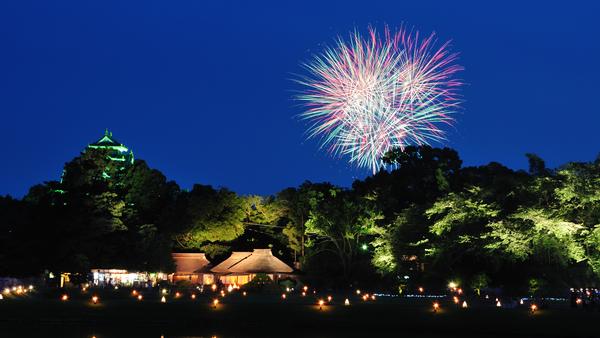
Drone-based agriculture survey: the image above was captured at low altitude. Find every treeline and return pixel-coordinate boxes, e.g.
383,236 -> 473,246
1,146 -> 599,294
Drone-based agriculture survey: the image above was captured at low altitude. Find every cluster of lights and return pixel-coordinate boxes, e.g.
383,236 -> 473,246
2,285 -> 34,296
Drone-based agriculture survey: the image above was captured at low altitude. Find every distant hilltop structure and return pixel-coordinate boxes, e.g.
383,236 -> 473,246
87,129 -> 134,165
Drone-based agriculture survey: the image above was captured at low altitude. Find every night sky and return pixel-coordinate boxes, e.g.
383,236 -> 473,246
1,1 -> 599,197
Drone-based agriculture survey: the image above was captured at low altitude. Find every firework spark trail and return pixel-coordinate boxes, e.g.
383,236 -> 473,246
297,26 -> 463,173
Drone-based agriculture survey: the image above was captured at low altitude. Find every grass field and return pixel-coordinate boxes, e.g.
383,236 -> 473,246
0,288 -> 598,337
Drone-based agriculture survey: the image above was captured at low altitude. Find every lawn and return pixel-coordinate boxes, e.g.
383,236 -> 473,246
0,288 -> 598,337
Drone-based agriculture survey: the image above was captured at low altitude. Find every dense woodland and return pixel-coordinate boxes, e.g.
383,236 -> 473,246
1,145 -> 600,295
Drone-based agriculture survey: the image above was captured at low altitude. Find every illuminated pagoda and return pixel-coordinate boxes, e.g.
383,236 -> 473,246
87,129 -> 134,165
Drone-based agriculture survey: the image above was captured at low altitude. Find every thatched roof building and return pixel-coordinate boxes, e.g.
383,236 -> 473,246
170,253 -> 214,285
211,249 -> 294,285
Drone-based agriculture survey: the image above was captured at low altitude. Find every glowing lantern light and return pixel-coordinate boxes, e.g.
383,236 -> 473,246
462,301 -> 468,308
530,304 -> 538,313
318,299 -> 325,310
327,296 -> 332,302
61,294 -> 69,301
227,285 -> 233,293
161,296 -> 166,303
301,292 -> 306,297
220,290 -> 226,297
496,300 -> 502,307
28,285 -> 34,290
162,289 -> 168,295
303,286 -> 308,291
433,302 -> 440,312
175,292 -> 181,298
137,295 -> 143,301
92,296 -> 99,304
576,298 -> 582,305
211,284 -> 217,291
519,299 -> 524,305
132,290 -> 138,296
213,299 -> 219,308
418,287 -> 424,293
356,289 -> 361,295
362,295 -> 368,301
344,298 -> 350,306
114,286 -> 119,290
191,294 -> 196,300
286,287 -> 290,292
448,282 -> 457,290
242,291 -> 247,296
3,288 -> 9,295
281,293 -> 287,300
371,295 -> 376,300
457,288 -> 463,295
453,296 -> 459,304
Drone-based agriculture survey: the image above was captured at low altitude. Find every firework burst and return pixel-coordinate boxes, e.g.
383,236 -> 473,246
296,26 -> 463,173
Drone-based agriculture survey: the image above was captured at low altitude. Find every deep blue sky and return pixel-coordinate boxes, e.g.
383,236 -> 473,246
1,1 -> 599,197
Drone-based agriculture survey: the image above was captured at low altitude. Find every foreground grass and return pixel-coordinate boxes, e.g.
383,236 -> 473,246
0,290 -> 598,337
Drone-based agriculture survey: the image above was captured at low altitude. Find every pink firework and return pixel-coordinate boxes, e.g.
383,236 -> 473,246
297,26 -> 463,173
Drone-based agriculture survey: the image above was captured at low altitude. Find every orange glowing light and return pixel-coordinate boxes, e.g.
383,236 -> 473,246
418,287 -> 424,293
242,291 -> 247,296
211,284 -> 217,291
281,293 -> 287,299
213,299 -> 219,308
175,292 -> 181,298
137,294 -> 143,301
327,296 -> 332,302
303,286 -> 308,291
91,296 -> 99,304
371,295 -> 376,300
318,299 -> 325,309
61,294 -> 69,301
457,288 -> 463,295
191,294 -> 196,300
453,296 -> 459,304
433,302 -> 440,312
301,292 -> 306,297
576,298 -> 582,305
530,304 -> 538,312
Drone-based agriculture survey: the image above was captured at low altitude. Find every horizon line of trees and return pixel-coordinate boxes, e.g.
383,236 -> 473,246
1,145 -> 600,294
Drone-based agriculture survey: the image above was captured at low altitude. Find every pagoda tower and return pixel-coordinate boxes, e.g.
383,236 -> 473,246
87,129 -> 134,165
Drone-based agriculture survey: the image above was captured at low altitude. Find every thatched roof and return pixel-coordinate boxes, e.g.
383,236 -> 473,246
172,253 -> 212,273
211,249 -> 293,274
210,252 -> 252,273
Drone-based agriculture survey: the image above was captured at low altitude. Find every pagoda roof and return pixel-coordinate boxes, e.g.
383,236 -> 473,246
88,129 -> 129,153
